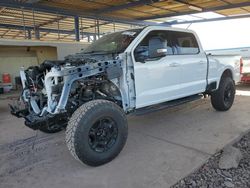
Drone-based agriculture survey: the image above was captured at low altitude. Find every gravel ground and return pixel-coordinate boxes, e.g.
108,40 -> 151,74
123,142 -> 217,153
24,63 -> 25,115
172,131 -> 250,188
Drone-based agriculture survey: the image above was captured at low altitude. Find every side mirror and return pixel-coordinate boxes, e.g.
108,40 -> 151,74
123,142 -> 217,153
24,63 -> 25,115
148,37 -> 167,59
157,48 -> 168,55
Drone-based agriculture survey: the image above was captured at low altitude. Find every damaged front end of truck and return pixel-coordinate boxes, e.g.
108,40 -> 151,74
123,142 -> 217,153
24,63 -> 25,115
9,29 -> 140,133
10,55 -> 125,133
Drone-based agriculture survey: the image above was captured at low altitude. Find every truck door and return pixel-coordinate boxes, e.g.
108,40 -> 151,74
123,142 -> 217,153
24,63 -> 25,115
171,31 -> 207,96
132,30 -> 182,108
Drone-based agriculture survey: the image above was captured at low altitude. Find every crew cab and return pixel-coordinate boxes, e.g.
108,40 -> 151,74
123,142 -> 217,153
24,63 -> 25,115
10,26 -> 241,166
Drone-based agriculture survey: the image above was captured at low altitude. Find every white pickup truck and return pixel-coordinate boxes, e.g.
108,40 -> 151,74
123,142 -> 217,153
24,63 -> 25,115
10,26 -> 241,166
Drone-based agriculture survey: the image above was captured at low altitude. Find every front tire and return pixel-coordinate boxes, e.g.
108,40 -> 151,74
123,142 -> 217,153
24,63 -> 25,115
66,100 -> 128,166
211,77 -> 235,111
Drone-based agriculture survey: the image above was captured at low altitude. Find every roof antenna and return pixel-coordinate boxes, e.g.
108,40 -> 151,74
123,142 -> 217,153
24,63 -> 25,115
186,23 -> 192,29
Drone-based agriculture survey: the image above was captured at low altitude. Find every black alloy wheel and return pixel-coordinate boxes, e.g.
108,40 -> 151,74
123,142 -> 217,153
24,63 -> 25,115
88,117 -> 118,153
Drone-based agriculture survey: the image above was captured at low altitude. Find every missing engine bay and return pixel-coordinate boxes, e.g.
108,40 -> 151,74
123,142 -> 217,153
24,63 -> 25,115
10,55 -> 123,132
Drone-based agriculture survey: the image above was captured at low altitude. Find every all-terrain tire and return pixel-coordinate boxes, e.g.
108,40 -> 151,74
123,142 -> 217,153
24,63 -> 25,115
211,77 -> 235,111
66,100 -> 128,166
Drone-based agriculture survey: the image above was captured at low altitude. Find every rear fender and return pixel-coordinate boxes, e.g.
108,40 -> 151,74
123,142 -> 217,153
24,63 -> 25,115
207,55 -> 241,90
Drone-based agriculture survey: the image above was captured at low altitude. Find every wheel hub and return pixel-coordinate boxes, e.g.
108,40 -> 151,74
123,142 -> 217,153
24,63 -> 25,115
224,84 -> 234,105
88,117 -> 118,153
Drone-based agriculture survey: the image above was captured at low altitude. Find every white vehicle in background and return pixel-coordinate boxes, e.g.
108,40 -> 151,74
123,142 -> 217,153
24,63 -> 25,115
11,26 -> 241,166
208,47 -> 250,83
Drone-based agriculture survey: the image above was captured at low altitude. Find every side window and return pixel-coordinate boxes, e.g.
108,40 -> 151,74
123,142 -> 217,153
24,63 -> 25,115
134,30 -> 174,62
173,32 -> 199,55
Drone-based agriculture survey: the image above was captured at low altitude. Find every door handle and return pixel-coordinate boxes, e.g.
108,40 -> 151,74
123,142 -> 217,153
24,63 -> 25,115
169,62 -> 180,67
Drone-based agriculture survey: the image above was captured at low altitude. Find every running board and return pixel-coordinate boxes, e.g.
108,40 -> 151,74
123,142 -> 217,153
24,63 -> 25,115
133,94 -> 203,116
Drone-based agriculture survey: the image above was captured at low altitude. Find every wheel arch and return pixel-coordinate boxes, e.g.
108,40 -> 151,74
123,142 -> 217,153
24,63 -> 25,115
218,68 -> 234,87
221,69 -> 233,80
103,80 -> 124,107
213,68 -> 234,91
108,76 -> 135,113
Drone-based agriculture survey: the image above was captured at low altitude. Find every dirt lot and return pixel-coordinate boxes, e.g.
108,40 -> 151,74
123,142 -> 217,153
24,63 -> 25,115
0,85 -> 250,188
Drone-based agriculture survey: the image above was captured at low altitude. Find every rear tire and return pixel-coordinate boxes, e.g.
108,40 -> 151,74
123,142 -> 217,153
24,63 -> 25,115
66,100 -> 128,166
211,77 -> 235,111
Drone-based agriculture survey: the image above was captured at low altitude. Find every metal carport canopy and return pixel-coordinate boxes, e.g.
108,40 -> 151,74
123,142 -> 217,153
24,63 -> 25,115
1,0 -> 250,24
0,0 -> 249,41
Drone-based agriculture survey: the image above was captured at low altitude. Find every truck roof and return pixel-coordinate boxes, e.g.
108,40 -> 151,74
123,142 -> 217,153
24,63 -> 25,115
104,26 -> 196,37
144,25 -> 195,34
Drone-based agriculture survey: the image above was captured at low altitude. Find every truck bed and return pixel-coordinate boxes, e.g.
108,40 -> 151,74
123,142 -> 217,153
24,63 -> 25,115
207,47 -> 250,83
207,54 -> 241,85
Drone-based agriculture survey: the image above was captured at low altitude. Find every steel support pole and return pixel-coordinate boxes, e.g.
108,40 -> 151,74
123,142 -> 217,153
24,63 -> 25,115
97,19 -> 100,39
93,20 -> 97,41
74,16 -> 80,41
81,17 -> 84,40
113,22 -> 116,32
35,27 -> 40,40
21,8 -> 27,39
27,29 -> 32,39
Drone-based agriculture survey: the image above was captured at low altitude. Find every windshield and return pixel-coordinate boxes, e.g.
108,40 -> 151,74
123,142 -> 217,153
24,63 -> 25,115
83,29 -> 143,54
